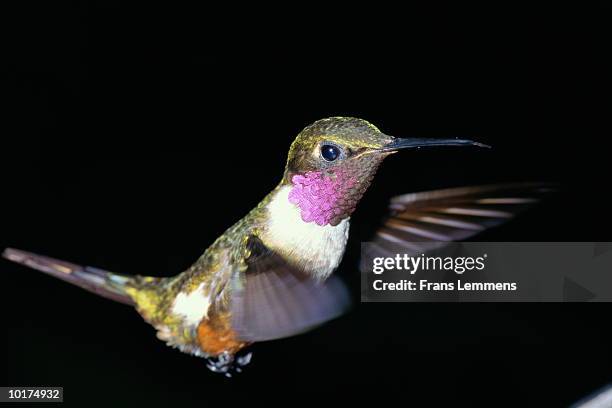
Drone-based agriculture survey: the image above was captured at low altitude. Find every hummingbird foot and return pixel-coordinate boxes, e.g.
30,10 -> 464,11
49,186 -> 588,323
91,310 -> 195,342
205,351 -> 253,377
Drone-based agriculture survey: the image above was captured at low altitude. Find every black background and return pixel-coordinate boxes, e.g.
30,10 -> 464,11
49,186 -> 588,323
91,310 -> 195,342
1,2 -> 611,407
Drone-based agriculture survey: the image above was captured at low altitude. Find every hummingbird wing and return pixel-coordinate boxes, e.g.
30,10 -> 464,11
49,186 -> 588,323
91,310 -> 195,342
369,182 -> 556,256
230,236 -> 350,342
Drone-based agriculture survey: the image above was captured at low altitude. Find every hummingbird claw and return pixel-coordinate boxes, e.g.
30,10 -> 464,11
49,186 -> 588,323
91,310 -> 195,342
236,352 -> 253,367
205,351 -> 253,376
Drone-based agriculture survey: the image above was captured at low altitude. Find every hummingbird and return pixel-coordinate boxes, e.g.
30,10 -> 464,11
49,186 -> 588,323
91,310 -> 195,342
3,117 -> 550,375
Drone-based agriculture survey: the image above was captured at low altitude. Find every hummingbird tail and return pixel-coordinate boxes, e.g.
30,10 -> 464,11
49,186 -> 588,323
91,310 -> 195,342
2,248 -> 135,305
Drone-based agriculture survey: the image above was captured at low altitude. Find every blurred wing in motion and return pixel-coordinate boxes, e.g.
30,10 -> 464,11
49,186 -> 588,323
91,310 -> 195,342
370,182 -> 557,257
231,236 -> 350,342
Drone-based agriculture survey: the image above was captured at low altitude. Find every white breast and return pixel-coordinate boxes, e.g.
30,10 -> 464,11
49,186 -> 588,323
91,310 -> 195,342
262,186 -> 350,280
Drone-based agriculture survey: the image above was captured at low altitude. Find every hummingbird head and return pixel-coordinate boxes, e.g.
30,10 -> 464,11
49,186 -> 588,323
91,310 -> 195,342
283,117 -> 487,227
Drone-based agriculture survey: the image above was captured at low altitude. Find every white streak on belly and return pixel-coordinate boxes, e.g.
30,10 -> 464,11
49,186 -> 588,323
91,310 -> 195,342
171,282 -> 211,326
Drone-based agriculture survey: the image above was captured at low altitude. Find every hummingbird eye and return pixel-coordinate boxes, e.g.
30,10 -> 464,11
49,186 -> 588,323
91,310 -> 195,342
321,144 -> 341,162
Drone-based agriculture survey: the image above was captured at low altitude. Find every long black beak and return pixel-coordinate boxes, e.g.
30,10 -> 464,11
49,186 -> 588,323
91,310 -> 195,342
380,137 -> 490,152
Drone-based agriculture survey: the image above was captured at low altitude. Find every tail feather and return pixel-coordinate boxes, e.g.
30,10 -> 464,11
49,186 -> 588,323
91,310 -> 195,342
2,248 -> 135,305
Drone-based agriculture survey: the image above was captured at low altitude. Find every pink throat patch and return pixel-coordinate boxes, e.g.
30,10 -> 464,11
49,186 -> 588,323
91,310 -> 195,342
287,170 -> 356,226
